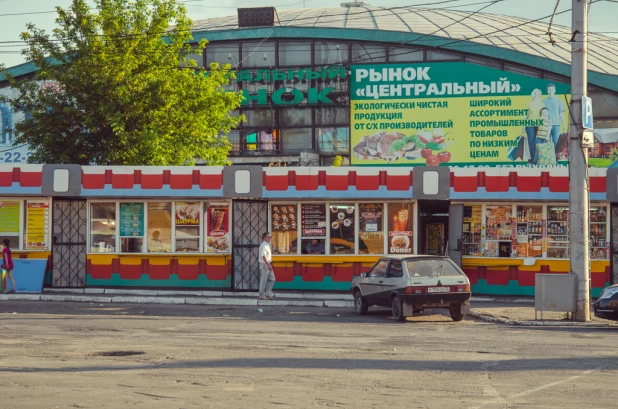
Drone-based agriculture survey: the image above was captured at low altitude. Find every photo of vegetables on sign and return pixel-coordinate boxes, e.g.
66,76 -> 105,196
350,63 -> 571,167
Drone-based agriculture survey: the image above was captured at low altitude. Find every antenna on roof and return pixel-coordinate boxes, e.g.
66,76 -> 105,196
341,1 -> 370,7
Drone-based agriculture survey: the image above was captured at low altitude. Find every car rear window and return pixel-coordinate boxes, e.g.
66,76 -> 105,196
405,259 -> 463,277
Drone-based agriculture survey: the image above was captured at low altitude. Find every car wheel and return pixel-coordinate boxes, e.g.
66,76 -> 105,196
354,290 -> 368,315
449,303 -> 465,322
391,296 -> 406,322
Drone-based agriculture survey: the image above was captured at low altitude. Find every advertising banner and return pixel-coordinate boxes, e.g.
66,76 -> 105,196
206,206 -> 230,253
272,204 -> 297,233
175,202 -> 200,226
0,201 -> 20,235
388,204 -> 413,254
350,63 -> 571,167
26,201 -> 49,249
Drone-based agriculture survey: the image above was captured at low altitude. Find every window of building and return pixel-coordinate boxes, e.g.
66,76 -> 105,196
427,50 -> 461,61
351,43 -> 386,63
147,202 -> 172,253
315,42 -> 348,66
606,146 -> 612,153
330,204 -> 355,254
175,202 -> 201,252
278,41 -> 312,66
462,205 -> 482,256
300,204 -> 326,254
315,107 -> 348,125
90,202 -> 116,252
281,128 -> 313,152
317,128 -> 349,155
271,204 -> 298,255
206,43 -> 239,67
515,205 -> 543,258
485,205 -> 513,258
0,199 -> 50,252
241,41 -> 275,68
244,129 -> 279,153
358,203 -> 384,254
280,108 -> 312,126
388,46 -> 423,62
119,202 -> 145,253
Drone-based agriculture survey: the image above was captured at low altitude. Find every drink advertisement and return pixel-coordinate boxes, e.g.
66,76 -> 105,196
26,201 -> 49,249
350,63 -> 573,168
359,203 -> 384,255
175,202 -> 200,226
206,206 -> 230,253
388,204 -> 413,254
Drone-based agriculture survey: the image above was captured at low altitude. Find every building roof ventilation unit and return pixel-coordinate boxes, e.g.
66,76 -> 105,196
341,1 -> 371,7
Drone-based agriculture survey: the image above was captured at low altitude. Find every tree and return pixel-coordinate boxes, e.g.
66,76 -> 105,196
609,148 -> 618,163
0,0 -> 242,165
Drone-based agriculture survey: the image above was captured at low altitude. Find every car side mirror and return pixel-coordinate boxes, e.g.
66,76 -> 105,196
360,272 -> 367,278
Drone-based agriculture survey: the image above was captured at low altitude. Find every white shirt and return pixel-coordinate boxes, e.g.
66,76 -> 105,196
258,241 -> 272,263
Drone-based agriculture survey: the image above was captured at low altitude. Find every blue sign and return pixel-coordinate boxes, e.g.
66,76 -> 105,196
582,96 -> 594,129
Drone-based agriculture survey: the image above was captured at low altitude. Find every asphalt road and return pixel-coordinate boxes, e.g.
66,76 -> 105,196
0,301 -> 617,409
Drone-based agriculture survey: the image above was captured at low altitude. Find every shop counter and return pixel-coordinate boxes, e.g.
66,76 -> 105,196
462,257 -> 610,297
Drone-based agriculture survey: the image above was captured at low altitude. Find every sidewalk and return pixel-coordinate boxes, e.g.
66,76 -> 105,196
470,302 -> 618,327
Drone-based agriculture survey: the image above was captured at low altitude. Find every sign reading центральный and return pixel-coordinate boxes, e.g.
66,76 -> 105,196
350,63 -> 571,168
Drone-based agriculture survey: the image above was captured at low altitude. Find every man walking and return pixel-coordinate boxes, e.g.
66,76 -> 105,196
258,232 -> 275,300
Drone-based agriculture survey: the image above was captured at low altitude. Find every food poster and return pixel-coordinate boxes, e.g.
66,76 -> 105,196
301,204 -> 326,236
0,201 -> 20,235
119,203 -> 144,237
206,206 -> 230,253
271,205 -> 297,254
350,63 -> 573,167
329,204 -> 355,254
388,203 -> 413,254
26,201 -> 49,249
358,204 -> 383,254
485,206 -> 512,241
426,223 -> 444,255
175,202 -> 200,226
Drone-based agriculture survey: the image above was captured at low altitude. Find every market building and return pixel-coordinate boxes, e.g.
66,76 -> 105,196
1,5 -> 618,295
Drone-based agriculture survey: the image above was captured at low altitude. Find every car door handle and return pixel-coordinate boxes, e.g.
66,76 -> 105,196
378,280 -> 383,284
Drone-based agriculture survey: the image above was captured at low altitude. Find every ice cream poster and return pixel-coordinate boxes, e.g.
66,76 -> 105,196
350,62 -> 571,168
206,206 -> 229,253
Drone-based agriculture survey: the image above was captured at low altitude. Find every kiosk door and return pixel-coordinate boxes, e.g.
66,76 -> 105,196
52,199 -> 87,287
232,200 -> 268,290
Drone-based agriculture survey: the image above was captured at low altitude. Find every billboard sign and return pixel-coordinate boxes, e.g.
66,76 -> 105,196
350,63 -> 571,167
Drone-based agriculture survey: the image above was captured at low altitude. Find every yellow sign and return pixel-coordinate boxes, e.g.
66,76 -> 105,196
26,201 -> 49,249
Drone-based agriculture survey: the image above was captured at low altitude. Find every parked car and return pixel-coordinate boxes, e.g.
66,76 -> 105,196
351,255 -> 471,322
593,284 -> 618,321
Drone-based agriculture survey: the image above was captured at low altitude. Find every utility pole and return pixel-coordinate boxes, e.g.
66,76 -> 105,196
570,0 -> 590,322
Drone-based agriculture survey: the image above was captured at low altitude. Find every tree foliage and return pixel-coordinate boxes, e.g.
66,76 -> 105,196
0,0 -> 242,165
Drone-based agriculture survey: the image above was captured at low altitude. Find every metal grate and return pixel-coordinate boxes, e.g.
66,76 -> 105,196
232,201 -> 268,290
52,200 -> 87,287
611,205 -> 618,285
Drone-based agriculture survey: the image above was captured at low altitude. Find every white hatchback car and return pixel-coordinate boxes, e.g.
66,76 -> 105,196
351,255 -> 471,322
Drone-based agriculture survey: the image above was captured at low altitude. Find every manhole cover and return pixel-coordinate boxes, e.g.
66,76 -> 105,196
89,351 -> 145,357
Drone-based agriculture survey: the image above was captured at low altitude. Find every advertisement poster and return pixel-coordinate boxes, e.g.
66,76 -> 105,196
426,223 -> 444,256
119,203 -> 144,237
175,202 -> 200,226
206,206 -> 230,253
26,201 -> 49,249
272,204 -> 297,233
350,63 -> 572,168
0,201 -> 20,235
329,204 -> 355,254
359,203 -> 384,254
301,204 -> 326,236
388,203 -> 413,254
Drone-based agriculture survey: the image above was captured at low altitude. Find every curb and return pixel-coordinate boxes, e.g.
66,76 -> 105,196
0,293 -> 353,309
469,309 -> 618,328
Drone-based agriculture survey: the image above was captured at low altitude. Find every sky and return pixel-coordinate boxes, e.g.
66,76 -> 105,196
1,0 -> 617,68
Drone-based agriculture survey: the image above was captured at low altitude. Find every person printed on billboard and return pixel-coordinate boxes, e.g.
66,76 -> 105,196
0,101 -> 13,145
524,88 -> 544,163
542,84 -> 566,154
533,107 -> 553,163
